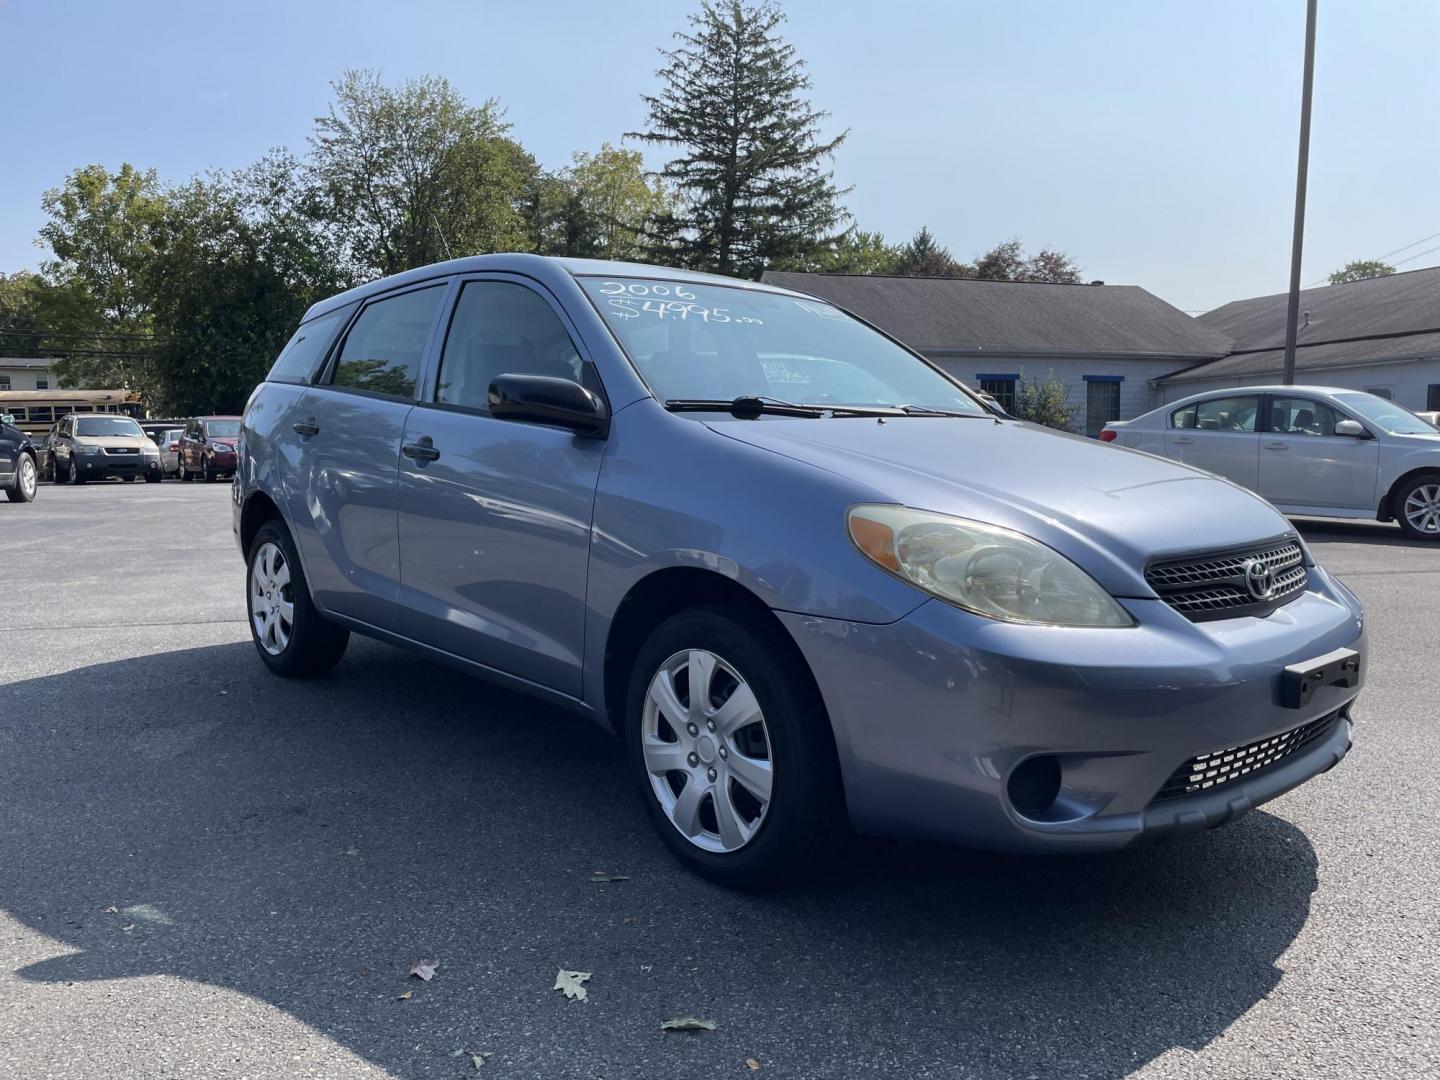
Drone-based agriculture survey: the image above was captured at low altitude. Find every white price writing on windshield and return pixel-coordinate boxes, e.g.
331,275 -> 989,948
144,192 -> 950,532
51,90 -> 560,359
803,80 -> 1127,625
605,297 -> 763,325
597,280 -> 697,300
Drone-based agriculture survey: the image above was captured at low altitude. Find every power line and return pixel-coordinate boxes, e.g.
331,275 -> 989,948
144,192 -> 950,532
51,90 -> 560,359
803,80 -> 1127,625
1305,228 -> 1440,286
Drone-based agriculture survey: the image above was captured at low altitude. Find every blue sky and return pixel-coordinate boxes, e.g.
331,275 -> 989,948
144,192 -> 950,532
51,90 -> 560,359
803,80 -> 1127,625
1,0 -> 1436,312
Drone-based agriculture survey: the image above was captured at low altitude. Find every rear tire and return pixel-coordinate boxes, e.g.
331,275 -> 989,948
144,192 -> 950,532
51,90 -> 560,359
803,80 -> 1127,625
145,471 -> 161,484
246,518 -> 349,677
1395,473 -> 1440,540
625,605 -> 846,890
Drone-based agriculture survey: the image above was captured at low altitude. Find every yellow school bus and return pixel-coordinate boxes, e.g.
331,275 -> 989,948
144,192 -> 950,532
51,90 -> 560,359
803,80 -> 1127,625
0,389 -> 144,438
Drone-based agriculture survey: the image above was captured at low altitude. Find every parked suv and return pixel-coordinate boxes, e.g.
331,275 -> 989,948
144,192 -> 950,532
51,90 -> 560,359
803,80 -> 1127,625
1103,386 -> 1440,539
177,416 -> 241,482
0,413 -> 38,502
50,413 -> 162,484
234,255 -> 1365,888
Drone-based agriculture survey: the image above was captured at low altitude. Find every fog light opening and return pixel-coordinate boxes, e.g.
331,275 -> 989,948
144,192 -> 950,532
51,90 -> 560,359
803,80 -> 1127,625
1008,755 -> 1062,818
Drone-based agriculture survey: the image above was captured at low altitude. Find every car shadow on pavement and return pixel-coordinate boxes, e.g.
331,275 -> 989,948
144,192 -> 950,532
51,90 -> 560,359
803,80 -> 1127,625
1293,517 -> 1426,547
2,639 -> 1320,1079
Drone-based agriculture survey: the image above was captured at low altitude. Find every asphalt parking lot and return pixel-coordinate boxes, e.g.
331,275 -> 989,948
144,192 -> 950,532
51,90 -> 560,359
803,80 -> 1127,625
1,482 -> 1437,1079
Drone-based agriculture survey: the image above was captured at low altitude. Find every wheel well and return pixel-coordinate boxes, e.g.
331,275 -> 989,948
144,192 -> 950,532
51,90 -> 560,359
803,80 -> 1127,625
239,491 -> 282,555
602,567 -> 811,732
1378,467 -> 1440,521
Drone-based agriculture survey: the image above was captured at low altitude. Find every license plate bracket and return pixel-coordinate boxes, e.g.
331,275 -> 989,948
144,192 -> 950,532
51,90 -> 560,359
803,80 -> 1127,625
1281,647 -> 1360,709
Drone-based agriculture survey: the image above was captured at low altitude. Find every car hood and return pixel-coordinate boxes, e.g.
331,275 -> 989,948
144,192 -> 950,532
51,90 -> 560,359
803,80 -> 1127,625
705,416 -> 1295,594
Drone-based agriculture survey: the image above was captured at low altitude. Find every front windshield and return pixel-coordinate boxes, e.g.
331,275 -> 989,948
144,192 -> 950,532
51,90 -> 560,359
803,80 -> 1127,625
75,416 -> 144,438
580,276 -> 985,413
206,419 -> 241,438
1333,393 -> 1435,435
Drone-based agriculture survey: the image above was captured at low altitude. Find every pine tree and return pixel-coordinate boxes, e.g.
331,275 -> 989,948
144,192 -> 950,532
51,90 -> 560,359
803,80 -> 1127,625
629,0 -> 849,278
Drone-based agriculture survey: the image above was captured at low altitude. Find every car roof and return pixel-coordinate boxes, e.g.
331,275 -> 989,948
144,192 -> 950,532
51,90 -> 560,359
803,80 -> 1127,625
1174,385 -> 1361,397
300,253 -> 814,323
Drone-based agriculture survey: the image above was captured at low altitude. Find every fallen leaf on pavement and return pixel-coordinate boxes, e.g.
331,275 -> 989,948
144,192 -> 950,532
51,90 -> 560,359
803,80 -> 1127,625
120,923 -> 135,932
102,906 -> 118,914
397,990 -> 413,1001
471,1052 -> 490,1069
553,969 -> 592,1001
410,961 -> 438,981
589,872 -> 630,883
661,1015 -> 716,1032
746,1058 -> 761,1071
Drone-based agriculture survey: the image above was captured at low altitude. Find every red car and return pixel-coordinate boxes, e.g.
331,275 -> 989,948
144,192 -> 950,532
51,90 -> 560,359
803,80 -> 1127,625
176,415 -> 242,482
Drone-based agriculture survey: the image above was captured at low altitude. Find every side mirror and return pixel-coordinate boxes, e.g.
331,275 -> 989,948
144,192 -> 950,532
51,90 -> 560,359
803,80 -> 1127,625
1334,419 -> 1369,438
1,415 -> 13,426
488,374 -> 609,438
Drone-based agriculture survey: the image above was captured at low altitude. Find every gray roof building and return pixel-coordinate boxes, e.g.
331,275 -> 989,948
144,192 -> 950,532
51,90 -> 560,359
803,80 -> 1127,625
759,272 -> 1233,360
1163,265 -> 1440,387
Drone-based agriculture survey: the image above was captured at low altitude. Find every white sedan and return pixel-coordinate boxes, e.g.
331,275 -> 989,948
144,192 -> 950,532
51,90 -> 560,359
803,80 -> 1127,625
1103,385 -> 1440,540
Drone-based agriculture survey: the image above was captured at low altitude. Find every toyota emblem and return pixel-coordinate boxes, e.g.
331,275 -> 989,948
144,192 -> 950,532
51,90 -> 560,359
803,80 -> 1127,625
1243,558 -> 1275,600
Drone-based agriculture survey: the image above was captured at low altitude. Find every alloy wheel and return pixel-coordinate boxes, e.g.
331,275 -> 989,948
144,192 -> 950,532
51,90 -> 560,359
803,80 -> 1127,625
250,541 -> 295,656
641,648 -> 774,854
1403,483 -> 1440,535
18,456 -> 36,499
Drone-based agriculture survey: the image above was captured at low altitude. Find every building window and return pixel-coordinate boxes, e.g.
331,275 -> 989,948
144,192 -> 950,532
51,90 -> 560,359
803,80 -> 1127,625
0,375 -> 10,391
35,375 -> 48,390
1084,376 -> 1122,437
1364,386 -> 1392,399
976,373 -> 1017,412
1429,384 -> 1440,411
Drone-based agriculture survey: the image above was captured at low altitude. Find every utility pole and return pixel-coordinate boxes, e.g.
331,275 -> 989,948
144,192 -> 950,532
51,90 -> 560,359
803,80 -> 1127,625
1282,0 -> 1318,385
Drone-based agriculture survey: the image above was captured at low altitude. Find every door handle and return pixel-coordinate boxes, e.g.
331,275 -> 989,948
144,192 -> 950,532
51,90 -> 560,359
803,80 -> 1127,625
292,420 -> 319,436
401,439 -> 441,463
1264,442 -> 1288,450
1172,436 -> 1193,445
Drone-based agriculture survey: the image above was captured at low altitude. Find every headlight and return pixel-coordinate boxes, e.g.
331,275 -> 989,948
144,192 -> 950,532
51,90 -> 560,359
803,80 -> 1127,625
847,504 -> 1133,627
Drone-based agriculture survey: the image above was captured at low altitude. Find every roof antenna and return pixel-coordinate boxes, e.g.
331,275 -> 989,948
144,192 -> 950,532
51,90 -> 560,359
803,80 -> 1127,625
431,213 -> 454,260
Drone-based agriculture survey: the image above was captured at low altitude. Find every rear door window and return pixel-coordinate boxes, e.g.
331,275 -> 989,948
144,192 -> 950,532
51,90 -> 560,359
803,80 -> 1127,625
328,286 -> 445,400
267,305 -> 354,385
1172,395 -> 1259,432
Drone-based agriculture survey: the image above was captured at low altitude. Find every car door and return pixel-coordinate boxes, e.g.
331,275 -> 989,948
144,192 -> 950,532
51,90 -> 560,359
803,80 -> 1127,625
0,419 -> 18,483
1163,394 -> 1261,492
1259,395 -> 1380,510
53,417 -> 73,475
284,282 -> 448,629
395,276 -> 607,697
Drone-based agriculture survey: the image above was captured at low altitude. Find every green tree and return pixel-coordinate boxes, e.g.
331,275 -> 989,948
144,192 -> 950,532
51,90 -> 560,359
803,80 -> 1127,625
1328,259 -> 1396,285
629,0 -> 849,278
308,70 -> 538,277
799,230 -> 904,274
1011,372 -> 1078,433
894,227 -> 967,277
145,156 -> 352,415
567,144 -> 670,261
34,164 -> 167,393
0,272 -> 45,356
972,239 -> 1082,283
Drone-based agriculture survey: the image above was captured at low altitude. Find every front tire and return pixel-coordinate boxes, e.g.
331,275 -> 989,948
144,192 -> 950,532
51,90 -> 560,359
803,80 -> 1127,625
1396,473 -> 1440,540
246,519 -> 349,677
5,454 -> 37,503
625,605 -> 845,889
67,458 -> 84,485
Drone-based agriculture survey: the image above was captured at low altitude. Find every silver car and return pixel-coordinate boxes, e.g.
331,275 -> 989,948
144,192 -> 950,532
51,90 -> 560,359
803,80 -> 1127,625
1104,385 -> 1440,540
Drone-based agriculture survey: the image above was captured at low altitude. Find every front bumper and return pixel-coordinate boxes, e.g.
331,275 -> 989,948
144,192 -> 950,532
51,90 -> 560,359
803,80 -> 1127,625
778,565 -> 1365,852
78,454 -> 163,479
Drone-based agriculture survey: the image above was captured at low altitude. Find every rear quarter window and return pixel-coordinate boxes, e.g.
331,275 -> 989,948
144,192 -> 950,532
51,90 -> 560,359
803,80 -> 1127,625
266,305 -> 355,385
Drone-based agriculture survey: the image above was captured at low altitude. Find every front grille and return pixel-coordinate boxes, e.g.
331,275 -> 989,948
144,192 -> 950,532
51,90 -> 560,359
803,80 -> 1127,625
103,446 -> 139,455
1145,538 -> 1307,620
1150,710 -> 1340,803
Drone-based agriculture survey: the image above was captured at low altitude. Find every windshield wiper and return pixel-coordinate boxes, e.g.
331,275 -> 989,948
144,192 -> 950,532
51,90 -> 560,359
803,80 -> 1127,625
664,396 -> 904,419
897,404 -> 994,418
